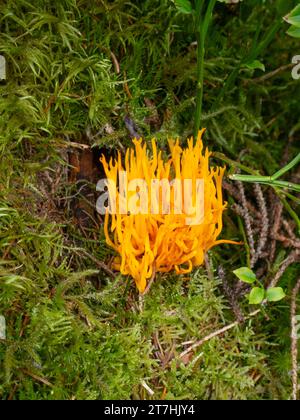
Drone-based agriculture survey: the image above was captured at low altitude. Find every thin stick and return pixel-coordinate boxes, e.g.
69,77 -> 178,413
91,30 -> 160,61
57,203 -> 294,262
253,183 -> 268,261
247,63 -> 294,84
236,181 -> 256,268
278,194 -> 300,235
78,249 -> 117,278
269,198 -> 283,263
268,250 -> 300,288
141,265 -> 156,296
21,369 -> 54,388
180,309 -> 260,359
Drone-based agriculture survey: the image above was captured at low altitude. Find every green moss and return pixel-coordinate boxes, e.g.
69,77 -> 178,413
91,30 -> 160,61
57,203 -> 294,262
0,0 -> 299,400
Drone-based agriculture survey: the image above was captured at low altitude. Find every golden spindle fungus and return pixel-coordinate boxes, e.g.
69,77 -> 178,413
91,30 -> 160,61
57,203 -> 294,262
100,130 -> 238,293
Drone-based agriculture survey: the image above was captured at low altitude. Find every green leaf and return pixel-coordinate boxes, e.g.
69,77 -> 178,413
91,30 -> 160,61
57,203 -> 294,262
266,287 -> 286,302
173,0 -> 193,14
233,267 -> 257,284
287,25 -> 300,38
245,60 -> 265,72
249,287 -> 265,305
284,5 -> 300,27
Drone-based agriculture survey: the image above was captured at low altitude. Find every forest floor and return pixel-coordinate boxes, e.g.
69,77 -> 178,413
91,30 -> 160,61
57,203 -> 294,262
0,0 -> 300,400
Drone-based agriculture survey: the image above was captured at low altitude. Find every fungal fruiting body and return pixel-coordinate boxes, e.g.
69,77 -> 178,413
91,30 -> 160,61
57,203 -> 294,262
100,130 -> 237,293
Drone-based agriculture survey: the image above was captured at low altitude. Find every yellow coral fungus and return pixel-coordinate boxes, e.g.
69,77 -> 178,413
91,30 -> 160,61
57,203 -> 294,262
100,130 -> 237,293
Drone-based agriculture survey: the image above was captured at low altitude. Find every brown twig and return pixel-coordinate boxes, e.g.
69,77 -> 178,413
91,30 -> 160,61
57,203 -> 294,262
141,265 -> 156,296
77,249 -> 117,278
223,181 -> 260,217
180,309 -> 260,360
21,369 -> 54,388
246,63 -> 294,84
110,51 -> 120,74
231,203 -> 254,224
236,180 -> 256,267
253,183 -> 269,261
274,233 -> 300,249
283,219 -> 297,240
269,197 -> 283,262
269,250 -> 300,288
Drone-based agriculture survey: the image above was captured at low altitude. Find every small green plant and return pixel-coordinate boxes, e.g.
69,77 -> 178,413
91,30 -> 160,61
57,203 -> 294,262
233,267 -> 286,305
229,153 -> 300,193
285,4 -> 300,38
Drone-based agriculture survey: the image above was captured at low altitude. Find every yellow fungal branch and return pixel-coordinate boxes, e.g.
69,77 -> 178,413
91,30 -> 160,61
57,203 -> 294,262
100,130 -> 237,293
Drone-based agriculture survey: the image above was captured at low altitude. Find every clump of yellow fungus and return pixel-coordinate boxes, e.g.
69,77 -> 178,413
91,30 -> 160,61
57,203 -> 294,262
100,130 -> 237,293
